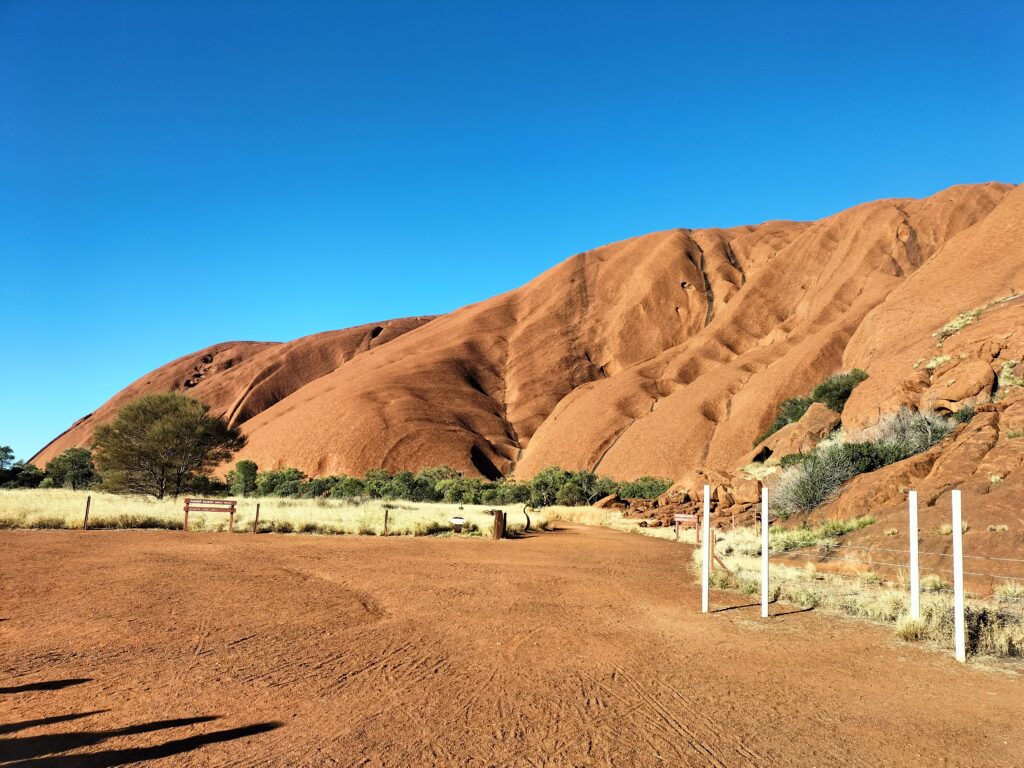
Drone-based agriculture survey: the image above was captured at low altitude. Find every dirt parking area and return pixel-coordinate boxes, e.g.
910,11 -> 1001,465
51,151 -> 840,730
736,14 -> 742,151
0,524 -> 1020,767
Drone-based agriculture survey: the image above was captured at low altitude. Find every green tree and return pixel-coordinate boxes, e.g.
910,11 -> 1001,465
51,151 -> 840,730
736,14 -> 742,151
617,476 -> 672,499
0,445 -> 14,472
413,466 -> 460,501
330,475 -> 365,498
255,467 -> 305,496
529,466 -> 570,507
362,469 -> 393,498
44,447 -> 97,490
230,459 -> 258,497
9,462 -> 44,488
93,393 -> 246,499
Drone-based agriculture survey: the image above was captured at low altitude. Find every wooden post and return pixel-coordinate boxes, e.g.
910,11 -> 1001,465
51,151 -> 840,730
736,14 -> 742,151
252,503 -> 260,533
83,495 -> 91,531
761,487 -> 769,619
701,484 -> 710,613
951,490 -> 966,662
228,508 -> 235,533
493,510 -> 506,540
183,502 -> 189,532
384,507 -> 389,535
908,490 -> 920,620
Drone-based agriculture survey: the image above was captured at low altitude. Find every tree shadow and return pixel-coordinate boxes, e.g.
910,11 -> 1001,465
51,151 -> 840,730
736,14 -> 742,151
0,678 -> 91,694
1,720 -> 281,768
0,711 -> 107,736
0,716 -> 219,761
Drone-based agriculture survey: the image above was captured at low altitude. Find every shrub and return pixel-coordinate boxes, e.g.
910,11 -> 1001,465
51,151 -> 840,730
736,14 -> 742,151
994,581 -> 1024,601
529,466 -> 570,507
895,616 -> 927,641
30,515 -> 68,529
952,406 -> 975,424
921,574 -> 948,592
230,460 -> 258,497
778,453 -> 807,469
872,407 -> 951,458
434,476 -> 484,504
1,461 -> 44,489
754,397 -> 813,445
330,475 -> 365,499
490,479 -> 531,504
772,408 -> 949,516
617,476 -> 672,499
754,370 -> 868,446
256,467 -> 306,497
772,443 -> 857,516
809,369 -> 868,413
936,309 -> 981,341
44,448 -> 97,490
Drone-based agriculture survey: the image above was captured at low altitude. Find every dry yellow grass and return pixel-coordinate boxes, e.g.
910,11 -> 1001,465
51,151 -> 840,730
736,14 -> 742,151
0,489 -> 547,537
546,505 -> 696,543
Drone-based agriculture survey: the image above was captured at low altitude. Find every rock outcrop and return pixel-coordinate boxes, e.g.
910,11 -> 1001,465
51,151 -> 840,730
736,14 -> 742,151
36,183 -> 1023,495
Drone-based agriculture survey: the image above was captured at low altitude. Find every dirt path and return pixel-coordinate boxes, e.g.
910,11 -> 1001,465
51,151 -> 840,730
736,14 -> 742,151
0,525 -> 1019,767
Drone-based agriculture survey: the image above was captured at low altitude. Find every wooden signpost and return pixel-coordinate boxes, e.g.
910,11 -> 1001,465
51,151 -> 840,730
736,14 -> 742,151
492,510 -> 506,540
183,498 -> 238,532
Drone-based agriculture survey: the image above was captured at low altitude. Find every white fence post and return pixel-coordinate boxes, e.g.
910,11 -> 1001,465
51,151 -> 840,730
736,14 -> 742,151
908,490 -> 920,620
701,484 -> 711,614
951,490 -> 966,662
761,486 -> 770,618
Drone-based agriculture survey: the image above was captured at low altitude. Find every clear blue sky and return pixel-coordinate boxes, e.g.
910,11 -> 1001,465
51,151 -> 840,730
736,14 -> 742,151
2,1 -> 1022,460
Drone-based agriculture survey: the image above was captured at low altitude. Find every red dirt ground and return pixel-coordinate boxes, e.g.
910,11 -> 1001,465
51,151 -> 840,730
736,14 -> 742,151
1,525 -> 1020,767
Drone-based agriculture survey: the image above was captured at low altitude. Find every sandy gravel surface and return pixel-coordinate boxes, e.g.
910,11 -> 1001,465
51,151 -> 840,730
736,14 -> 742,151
0,525 -> 1020,767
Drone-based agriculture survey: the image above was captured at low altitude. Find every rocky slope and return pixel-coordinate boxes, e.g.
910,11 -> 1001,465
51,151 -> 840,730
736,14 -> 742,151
36,183 -> 1023,493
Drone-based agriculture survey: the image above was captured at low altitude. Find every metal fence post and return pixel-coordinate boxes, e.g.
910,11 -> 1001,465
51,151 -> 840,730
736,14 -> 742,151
907,490 -> 921,620
701,485 -> 711,613
951,490 -> 966,662
761,487 -> 770,618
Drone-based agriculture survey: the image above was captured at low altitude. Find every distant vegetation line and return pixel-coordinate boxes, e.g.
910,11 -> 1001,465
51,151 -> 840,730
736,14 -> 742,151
0,393 -> 670,507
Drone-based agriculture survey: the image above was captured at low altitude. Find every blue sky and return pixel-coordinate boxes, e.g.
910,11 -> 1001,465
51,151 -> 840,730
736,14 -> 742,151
1,1 -> 1022,460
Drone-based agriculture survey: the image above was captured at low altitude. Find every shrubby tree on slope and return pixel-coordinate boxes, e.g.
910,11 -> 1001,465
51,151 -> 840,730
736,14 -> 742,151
93,393 -> 246,499
43,447 -> 97,490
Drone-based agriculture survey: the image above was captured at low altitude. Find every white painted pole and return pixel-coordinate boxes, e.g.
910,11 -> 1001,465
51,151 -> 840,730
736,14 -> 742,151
951,490 -> 966,662
761,486 -> 770,618
701,484 -> 711,614
908,490 -> 920,620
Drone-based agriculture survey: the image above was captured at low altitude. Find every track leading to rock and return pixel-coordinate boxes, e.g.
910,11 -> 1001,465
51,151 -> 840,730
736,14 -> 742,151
0,526 -> 1019,767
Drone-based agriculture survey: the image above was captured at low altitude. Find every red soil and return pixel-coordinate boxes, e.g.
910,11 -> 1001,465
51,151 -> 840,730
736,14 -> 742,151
1,526 -> 1019,767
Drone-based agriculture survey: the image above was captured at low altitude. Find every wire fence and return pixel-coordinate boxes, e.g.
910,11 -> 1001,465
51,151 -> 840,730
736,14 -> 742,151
698,486 -> 1024,661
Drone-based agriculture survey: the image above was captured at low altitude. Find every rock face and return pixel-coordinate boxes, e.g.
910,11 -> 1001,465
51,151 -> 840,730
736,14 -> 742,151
35,183 -> 1023,487
742,402 -> 842,466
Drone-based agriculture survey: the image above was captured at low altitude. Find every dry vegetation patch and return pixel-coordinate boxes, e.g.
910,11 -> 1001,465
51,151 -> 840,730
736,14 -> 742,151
0,489 -> 547,537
